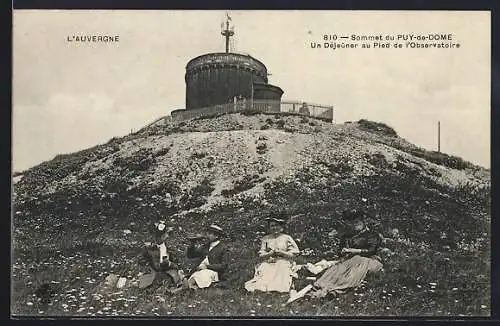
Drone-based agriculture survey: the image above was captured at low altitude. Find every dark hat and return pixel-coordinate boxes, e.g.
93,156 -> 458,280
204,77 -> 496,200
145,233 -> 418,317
342,209 -> 364,222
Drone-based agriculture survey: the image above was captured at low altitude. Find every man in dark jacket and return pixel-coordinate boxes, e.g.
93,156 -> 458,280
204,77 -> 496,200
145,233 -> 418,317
186,224 -> 229,289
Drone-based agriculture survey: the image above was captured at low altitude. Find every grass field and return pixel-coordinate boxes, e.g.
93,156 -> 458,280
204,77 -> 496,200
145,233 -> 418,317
11,173 -> 490,317
11,117 -> 490,317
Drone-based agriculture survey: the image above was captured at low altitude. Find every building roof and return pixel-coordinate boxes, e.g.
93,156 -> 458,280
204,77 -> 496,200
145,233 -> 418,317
186,52 -> 268,73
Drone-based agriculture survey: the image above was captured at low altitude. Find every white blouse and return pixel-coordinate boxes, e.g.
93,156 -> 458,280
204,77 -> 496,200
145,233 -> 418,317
258,233 -> 300,257
157,243 -> 168,263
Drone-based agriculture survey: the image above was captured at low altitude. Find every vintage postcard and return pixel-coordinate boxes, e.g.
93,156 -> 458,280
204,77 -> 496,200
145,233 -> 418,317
12,10 -> 491,317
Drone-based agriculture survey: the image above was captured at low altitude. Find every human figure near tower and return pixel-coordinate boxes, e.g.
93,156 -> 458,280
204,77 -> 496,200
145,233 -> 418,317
299,102 -> 310,116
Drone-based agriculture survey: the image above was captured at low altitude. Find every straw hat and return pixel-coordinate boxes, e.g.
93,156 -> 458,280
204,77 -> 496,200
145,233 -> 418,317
265,217 -> 287,225
207,224 -> 224,236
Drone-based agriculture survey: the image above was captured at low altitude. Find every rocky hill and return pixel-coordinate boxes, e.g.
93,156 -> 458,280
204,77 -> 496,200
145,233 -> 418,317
12,112 -> 490,317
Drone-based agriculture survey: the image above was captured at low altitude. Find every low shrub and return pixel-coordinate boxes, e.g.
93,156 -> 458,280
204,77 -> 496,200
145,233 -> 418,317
113,148 -> 155,172
367,153 -> 389,169
155,147 -> 170,157
358,119 -> 398,138
191,152 -> 207,159
221,174 -> 263,197
179,178 -> 215,210
412,149 -> 473,170
256,143 -> 268,155
321,157 -> 354,175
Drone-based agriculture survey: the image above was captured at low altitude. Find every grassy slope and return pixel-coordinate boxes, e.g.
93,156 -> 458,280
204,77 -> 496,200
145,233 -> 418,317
11,115 -> 490,317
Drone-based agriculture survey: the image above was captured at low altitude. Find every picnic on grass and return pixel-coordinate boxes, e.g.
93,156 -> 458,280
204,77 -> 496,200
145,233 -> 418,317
138,209 -> 386,304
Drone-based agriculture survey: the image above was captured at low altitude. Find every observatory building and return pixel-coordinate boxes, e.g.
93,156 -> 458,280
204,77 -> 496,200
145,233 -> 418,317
184,17 -> 284,110
159,15 -> 332,124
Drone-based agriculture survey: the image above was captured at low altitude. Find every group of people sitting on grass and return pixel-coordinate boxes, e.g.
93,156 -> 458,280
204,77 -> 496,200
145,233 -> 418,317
138,209 -> 384,303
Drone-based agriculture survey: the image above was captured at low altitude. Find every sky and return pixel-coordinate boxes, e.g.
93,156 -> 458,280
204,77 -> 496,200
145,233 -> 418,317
12,10 -> 491,171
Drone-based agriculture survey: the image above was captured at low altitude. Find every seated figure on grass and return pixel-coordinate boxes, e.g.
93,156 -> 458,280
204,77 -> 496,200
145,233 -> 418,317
138,221 -> 185,291
244,217 -> 301,293
307,210 -> 384,298
186,224 -> 228,289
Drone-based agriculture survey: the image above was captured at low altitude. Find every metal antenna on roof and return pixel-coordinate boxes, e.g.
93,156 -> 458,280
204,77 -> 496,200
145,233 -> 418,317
221,12 -> 234,53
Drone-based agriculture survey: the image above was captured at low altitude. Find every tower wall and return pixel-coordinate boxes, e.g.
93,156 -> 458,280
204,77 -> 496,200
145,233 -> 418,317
185,53 -> 268,110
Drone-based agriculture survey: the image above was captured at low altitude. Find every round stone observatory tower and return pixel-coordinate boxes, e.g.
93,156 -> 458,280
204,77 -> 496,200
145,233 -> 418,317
184,15 -> 284,110
185,53 -> 269,110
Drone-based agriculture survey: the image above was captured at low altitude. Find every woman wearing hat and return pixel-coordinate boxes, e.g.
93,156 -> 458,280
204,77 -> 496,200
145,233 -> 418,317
138,221 -> 184,290
244,217 -> 300,293
186,224 -> 228,289
306,209 -> 384,298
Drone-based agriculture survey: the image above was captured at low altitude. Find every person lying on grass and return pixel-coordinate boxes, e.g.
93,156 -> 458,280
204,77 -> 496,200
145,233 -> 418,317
138,221 -> 185,291
245,216 -> 301,293
185,224 -> 229,289
306,209 -> 384,298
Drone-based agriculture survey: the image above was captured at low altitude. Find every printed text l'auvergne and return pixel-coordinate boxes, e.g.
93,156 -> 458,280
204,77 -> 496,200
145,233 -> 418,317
67,35 -> 120,43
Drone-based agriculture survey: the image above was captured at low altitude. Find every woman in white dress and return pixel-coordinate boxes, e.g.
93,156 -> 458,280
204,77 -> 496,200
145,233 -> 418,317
245,217 -> 300,293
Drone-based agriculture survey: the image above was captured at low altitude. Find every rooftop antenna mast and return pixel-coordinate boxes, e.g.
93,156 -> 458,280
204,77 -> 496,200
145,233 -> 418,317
221,12 -> 234,53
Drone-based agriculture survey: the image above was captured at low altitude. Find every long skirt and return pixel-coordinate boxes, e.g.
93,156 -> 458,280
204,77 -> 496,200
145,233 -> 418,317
245,259 -> 296,293
310,255 -> 383,298
138,269 -> 183,289
188,269 -> 219,289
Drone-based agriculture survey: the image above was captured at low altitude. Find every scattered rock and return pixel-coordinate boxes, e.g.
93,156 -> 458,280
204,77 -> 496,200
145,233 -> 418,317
116,277 -> 127,289
328,229 -> 338,237
104,274 -> 119,288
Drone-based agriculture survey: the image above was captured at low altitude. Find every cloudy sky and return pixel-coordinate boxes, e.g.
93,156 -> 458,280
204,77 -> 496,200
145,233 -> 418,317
13,10 -> 490,171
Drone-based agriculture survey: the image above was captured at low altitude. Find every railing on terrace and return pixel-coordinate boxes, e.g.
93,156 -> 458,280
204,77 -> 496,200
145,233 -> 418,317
170,100 -> 334,122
